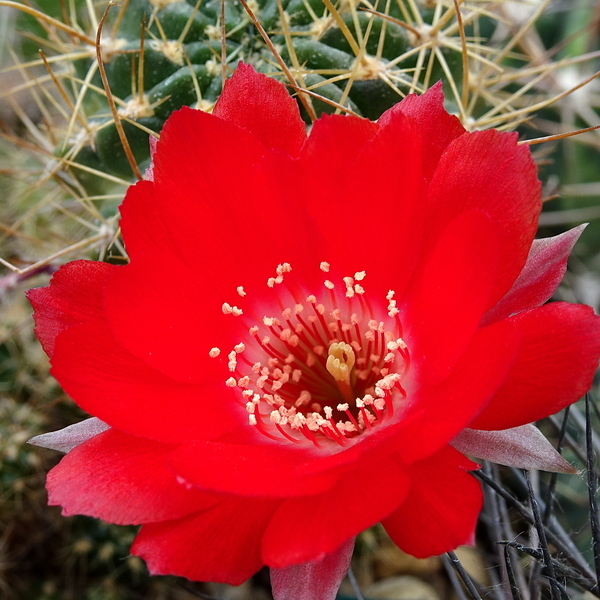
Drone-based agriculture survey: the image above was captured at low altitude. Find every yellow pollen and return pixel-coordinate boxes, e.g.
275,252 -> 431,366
326,342 -> 356,385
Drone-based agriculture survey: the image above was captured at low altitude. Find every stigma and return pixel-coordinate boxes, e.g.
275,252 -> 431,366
326,342 -> 355,384
210,261 -> 411,447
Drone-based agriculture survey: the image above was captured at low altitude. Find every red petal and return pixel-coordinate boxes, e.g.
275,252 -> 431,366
295,411 -> 423,479
131,498 -> 278,585
50,320 -> 245,443
379,81 -> 465,181
304,110 -> 426,298
168,440 -> 338,497
47,428 -> 220,524
261,456 -> 409,567
103,250 -> 238,384
403,209 -> 500,385
213,63 -> 306,156
270,537 -> 354,600
398,318 -> 518,463
119,180 -> 173,259
151,107 -> 323,297
27,261 -> 114,357
302,113 -> 379,185
469,302 -> 600,430
482,225 -> 586,325
424,130 -> 541,307
382,446 -> 482,558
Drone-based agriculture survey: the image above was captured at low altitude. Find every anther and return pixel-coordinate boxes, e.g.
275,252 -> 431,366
228,351 -> 237,372
222,303 -> 243,316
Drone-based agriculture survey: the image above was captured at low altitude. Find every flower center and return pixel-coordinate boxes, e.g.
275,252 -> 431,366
211,262 -> 411,447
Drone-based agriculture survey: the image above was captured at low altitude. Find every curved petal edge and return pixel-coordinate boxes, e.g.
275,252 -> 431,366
451,424 -> 577,473
270,537 -> 355,600
483,224 -> 586,325
28,417 -> 110,453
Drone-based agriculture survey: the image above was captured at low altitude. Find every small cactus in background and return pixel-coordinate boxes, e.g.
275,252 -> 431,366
3,0 -> 600,189
8,0 -> 471,182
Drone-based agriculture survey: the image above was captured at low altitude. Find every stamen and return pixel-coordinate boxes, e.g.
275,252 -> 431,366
214,260 -> 410,445
338,403 -> 360,431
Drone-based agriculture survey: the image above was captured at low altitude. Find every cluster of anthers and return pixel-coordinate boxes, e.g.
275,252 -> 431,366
211,262 -> 411,447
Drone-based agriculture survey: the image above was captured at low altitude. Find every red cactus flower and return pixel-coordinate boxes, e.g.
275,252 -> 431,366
28,64 -> 600,600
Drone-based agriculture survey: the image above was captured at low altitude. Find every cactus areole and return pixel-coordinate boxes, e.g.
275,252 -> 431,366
73,0 -> 462,179
28,65 -> 600,600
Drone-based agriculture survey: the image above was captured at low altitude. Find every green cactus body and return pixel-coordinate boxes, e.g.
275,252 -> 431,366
108,41 -> 184,99
319,13 -> 408,61
67,0 -> 478,182
95,116 -> 165,178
